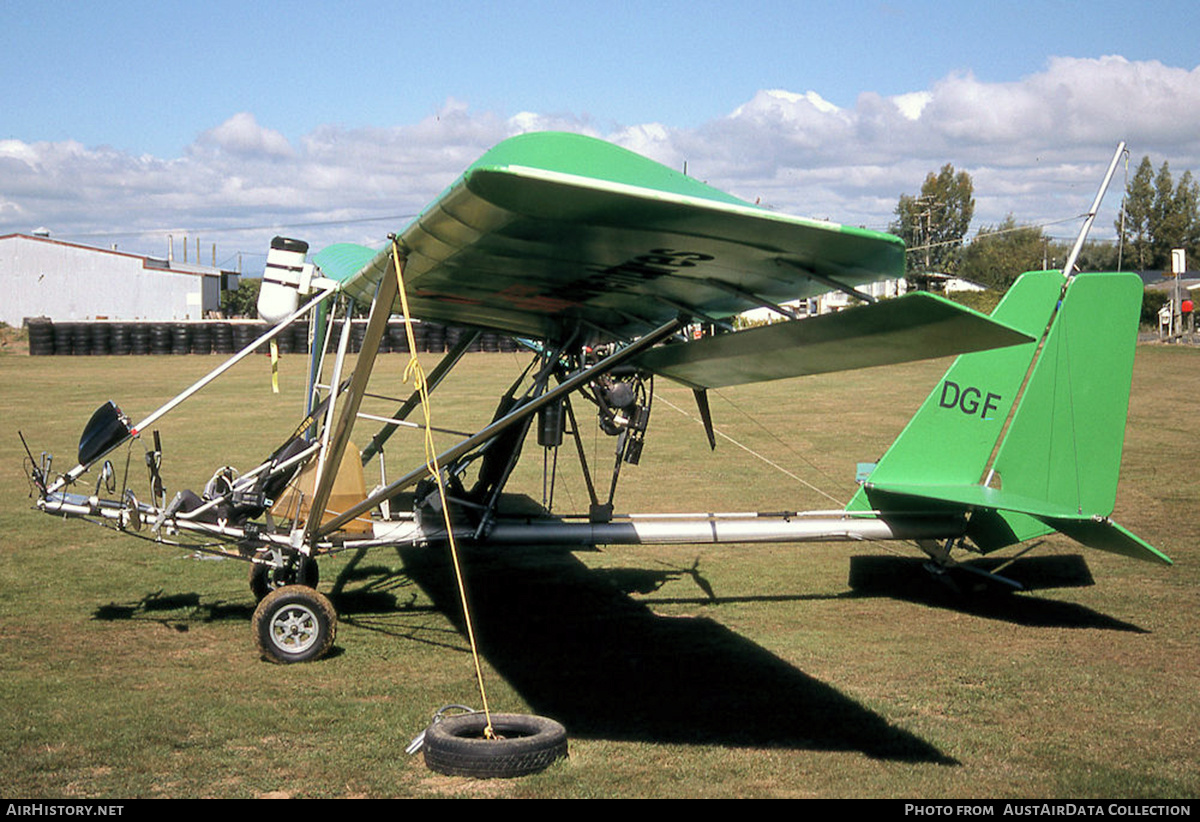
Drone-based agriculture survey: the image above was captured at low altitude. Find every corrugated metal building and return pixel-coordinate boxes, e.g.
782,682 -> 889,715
0,233 -> 233,326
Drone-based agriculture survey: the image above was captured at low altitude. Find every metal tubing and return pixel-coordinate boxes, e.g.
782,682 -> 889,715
304,270 -> 399,543
359,327 -> 481,463
367,512 -> 965,547
316,316 -> 685,536
1061,141 -> 1126,280
47,283 -> 339,494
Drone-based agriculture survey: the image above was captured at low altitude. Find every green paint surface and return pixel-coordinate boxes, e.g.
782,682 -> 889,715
332,132 -> 905,340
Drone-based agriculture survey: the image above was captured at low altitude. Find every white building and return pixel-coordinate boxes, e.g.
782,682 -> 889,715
738,277 -> 910,324
0,233 -> 232,326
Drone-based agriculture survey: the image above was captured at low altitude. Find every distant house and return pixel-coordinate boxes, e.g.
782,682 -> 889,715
908,272 -> 986,294
737,277 -> 911,325
0,233 -> 236,326
1143,272 -> 1200,338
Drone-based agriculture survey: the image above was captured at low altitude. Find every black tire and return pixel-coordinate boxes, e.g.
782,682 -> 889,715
249,556 -> 319,601
423,713 -> 568,778
252,585 -> 336,664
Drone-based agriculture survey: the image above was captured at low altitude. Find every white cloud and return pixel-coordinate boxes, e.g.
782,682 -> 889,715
3,57 -> 1199,258
192,113 -> 295,159
891,92 -> 931,121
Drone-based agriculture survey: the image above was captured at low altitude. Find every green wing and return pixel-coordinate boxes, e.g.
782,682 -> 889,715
633,292 -> 1031,389
334,131 -> 905,340
319,131 -> 1029,384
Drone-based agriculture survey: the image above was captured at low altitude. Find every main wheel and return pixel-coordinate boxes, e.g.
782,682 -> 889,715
249,555 -> 319,601
252,585 -> 336,664
423,712 -> 568,778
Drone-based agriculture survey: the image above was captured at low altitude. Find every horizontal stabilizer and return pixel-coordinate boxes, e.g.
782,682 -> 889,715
861,482 -> 1170,565
633,293 -> 1033,389
313,243 -> 380,284
864,480 -> 1087,520
1041,518 -> 1172,565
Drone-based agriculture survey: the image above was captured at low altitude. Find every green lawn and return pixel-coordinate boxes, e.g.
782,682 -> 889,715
1,345 -> 1196,798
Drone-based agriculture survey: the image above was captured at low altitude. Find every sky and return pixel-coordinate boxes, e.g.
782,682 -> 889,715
3,0 -> 1200,271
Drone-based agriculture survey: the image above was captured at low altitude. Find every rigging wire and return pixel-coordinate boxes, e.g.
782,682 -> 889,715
903,214 -> 1086,257
654,392 -> 846,508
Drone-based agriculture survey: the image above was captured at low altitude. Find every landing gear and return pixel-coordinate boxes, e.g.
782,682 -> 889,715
249,554 -> 319,601
916,538 -> 1026,595
252,585 -> 337,664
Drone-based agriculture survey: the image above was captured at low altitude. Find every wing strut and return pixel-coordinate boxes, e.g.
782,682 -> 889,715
303,269 -> 398,544
704,277 -> 801,319
316,314 -> 686,537
693,388 -> 717,450
776,260 -> 877,304
359,327 -> 481,464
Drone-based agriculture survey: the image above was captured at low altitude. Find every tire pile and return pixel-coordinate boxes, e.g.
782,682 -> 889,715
23,319 -> 518,356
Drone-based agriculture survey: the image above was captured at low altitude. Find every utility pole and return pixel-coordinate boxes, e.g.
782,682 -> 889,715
915,195 -> 936,272
1171,248 -> 1188,340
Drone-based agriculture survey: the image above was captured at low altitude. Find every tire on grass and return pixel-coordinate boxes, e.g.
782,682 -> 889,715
249,556 -> 319,601
252,585 -> 336,664
423,712 -> 568,778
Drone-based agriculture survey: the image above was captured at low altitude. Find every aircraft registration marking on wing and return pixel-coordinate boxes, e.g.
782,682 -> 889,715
336,132 -> 906,340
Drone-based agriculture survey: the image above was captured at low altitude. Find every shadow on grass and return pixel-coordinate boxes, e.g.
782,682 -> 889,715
93,589 -> 254,630
376,543 -> 956,763
841,555 -> 1150,632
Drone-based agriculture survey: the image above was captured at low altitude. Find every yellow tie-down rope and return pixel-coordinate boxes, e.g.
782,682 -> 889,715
269,339 -> 281,394
390,238 -> 495,739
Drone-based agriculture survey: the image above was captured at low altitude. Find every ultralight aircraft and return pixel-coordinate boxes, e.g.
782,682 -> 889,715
23,133 -> 1169,675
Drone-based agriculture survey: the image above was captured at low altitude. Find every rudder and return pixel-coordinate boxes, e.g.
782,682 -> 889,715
850,271 -> 1168,564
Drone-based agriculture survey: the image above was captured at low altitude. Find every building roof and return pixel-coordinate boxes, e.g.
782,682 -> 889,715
0,233 -> 232,278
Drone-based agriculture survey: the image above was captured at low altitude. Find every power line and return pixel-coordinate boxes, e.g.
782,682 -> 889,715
54,212 -> 419,243
904,213 -> 1094,255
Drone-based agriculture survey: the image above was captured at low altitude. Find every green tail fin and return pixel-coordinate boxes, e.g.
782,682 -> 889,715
850,270 -> 1169,565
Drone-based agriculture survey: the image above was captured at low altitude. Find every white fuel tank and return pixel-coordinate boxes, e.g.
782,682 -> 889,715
257,236 -> 312,324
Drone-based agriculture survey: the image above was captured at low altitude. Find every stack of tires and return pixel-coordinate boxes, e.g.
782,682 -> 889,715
26,319 -> 55,356
212,322 -> 234,354
130,324 -> 150,355
109,324 -> 131,355
149,325 -> 172,355
24,319 -> 522,357
291,321 -> 309,354
409,322 -> 428,352
231,322 -> 260,353
88,323 -> 109,355
386,321 -> 409,353
424,323 -> 445,353
186,323 -> 208,354
169,324 -> 190,356
53,322 -> 77,355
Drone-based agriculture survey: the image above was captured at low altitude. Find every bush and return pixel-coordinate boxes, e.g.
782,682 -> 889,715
944,289 -> 1001,315
1141,289 -> 1168,327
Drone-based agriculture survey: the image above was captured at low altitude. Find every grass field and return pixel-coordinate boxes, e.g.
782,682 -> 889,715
1,342 -> 1197,799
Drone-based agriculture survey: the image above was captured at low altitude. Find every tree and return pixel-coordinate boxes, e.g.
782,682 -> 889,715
221,277 -> 261,318
1117,156 -> 1200,271
892,164 -> 975,276
960,215 -> 1048,290
1155,168 -> 1200,266
1118,156 -> 1155,270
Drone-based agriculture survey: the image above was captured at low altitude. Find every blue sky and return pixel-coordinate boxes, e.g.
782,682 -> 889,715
3,0 -> 1199,264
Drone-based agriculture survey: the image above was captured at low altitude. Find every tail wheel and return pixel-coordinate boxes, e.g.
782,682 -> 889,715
252,585 -> 336,664
423,712 -> 568,778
